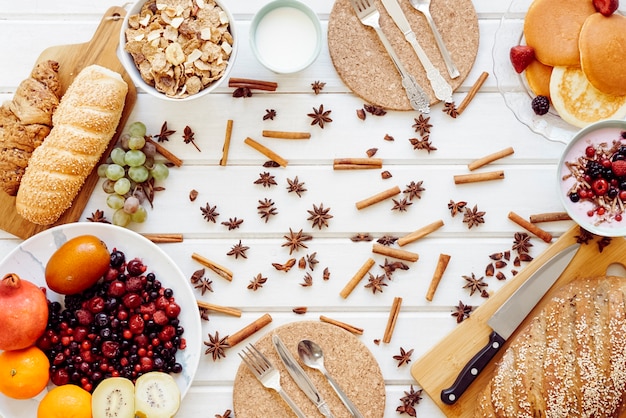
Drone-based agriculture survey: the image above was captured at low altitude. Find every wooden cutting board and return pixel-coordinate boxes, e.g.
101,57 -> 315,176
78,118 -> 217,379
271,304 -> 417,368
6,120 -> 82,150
411,225 -> 626,417
0,6 -> 137,239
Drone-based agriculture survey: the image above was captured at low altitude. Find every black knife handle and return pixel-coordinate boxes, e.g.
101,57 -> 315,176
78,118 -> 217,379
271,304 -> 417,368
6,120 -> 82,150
440,331 -> 505,405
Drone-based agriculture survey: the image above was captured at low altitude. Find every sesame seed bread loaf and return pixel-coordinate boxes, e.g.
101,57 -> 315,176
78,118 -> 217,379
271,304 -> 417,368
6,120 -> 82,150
15,64 -> 127,225
475,276 -> 626,417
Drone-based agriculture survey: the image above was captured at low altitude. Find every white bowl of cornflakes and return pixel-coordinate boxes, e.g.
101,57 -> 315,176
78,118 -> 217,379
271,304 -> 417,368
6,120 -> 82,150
119,0 -> 237,101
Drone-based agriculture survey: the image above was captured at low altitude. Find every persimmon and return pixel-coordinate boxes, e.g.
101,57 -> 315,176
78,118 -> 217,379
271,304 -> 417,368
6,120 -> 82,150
0,345 -> 50,399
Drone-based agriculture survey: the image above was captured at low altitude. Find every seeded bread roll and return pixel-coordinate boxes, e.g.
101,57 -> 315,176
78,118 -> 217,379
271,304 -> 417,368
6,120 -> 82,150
16,65 -> 127,225
475,276 -> 626,417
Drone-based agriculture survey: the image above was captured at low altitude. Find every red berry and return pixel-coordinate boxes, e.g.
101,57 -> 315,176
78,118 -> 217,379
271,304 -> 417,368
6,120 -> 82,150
616,214 -> 623,221
612,160 -> 626,176
509,45 -> 535,73
592,178 -> 609,196
593,0 -> 618,16
165,302 -> 181,318
585,146 -> 596,158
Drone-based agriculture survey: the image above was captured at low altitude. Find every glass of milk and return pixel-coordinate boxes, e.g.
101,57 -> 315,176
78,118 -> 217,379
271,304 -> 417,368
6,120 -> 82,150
250,0 -> 322,74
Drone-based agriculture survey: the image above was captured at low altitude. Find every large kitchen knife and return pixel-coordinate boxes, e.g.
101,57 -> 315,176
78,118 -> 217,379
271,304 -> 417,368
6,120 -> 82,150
272,335 -> 334,418
440,242 -> 580,405
380,0 -> 453,103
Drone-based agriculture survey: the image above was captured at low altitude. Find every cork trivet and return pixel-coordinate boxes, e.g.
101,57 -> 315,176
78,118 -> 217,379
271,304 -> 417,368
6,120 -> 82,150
233,321 -> 385,418
328,0 -> 479,110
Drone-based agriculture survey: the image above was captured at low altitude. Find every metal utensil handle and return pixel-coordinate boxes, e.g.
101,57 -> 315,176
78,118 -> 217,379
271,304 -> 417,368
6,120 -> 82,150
278,388 -> 308,418
405,32 -> 453,103
318,401 -> 334,418
372,26 -> 431,113
323,371 -> 364,418
422,11 -> 459,79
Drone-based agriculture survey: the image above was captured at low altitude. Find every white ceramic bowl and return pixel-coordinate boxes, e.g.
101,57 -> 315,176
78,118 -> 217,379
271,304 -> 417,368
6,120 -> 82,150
119,0 -> 237,101
0,222 -> 201,416
558,120 -> 626,236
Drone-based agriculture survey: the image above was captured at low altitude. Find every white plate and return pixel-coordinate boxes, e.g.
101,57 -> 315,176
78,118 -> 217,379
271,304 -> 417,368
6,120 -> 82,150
492,0 -> 626,144
0,222 -> 201,416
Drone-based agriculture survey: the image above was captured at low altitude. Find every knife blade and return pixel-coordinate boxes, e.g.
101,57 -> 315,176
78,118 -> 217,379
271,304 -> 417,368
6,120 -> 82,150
440,242 -> 580,405
272,334 -> 334,418
380,0 -> 453,103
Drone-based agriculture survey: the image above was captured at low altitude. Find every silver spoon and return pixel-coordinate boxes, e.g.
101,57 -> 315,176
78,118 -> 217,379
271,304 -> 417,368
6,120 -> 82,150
408,0 -> 460,79
297,340 -> 364,418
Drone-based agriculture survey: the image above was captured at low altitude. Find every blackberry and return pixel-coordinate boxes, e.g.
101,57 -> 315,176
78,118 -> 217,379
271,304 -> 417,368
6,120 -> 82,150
531,95 -> 550,115
586,161 -> 603,178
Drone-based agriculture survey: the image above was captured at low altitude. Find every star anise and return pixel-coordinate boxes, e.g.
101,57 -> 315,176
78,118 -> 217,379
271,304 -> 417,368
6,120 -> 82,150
247,274 -> 267,290
463,204 -> 485,229
257,198 -> 278,223
195,277 -> 214,295
189,189 -> 199,201
190,268 -> 205,284
365,273 -> 387,294
512,232 -> 533,254
201,203 -> 219,223
308,104 -> 333,128
448,200 -> 467,217
199,307 -> 210,321
463,273 -> 487,296
323,267 -> 331,281
364,103 -> 387,116
451,300 -> 473,323
412,115 -> 432,136
286,176 -> 307,197
87,209 -> 110,223
311,80 -> 326,94
400,385 -> 423,408
350,233 -> 373,242
392,197 -> 412,212
272,258 -> 296,272
307,203 -> 333,229
183,125 -> 201,151
222,217 -> 243,230
263,160 -> 280,168
575,227 -> 594,244
215,409 -> 232,418
377,235 -> 398,246
232,87 -> 252,98
380,258 -> 409,279
306,252 -> 319,271
254,171 -> 277,187
227,240 -> 249,259
300,272 -> 313,287
282,228 -> 312,254
403,181 -> 425,201
155,121 -> 176,142
598,236 -> 612,252
409,136 -> 437,153
263,109 -> 277,120
393,347 -> 414,367
443,101 -> 459,118
204,331 -> 230,361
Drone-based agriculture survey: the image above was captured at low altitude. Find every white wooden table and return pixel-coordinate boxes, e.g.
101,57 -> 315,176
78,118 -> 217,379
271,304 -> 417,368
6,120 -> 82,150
0,0 -> 574,416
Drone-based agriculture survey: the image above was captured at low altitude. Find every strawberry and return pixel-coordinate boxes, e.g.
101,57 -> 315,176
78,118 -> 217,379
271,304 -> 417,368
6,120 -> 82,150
593,0 -> 619,16
509,45 -> 535,73
612,159 -> 626,176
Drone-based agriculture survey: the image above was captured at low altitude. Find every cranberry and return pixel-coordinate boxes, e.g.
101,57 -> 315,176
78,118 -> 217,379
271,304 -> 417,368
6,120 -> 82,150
51,368 -> 70,386
585,146 -> 596,158
158,325 -> 176,342
123,293 -> 142,309
129,314 -> 145,334
592,178 -> 609,196
165,302 -> 181,318
126,259 -> 146,276
108,280 -> 126,297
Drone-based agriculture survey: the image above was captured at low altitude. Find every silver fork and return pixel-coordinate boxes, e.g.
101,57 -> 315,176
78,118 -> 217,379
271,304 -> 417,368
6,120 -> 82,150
349,0 -> 430,113
239,344 -> 307,418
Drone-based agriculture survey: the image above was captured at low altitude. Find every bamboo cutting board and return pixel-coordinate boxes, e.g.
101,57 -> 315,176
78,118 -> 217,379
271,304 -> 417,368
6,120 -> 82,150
0,6 -> 137,239
411,225 -> 626,417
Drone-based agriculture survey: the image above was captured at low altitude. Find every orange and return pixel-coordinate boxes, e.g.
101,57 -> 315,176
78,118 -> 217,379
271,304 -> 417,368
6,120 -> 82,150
37,384 -> 92,418
0,345 -> 50,399
45,235 -> 110,295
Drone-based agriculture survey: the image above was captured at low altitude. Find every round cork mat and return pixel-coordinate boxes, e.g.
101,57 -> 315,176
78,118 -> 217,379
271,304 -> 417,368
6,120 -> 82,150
233,321 -> 385,418
328,0 -> 479,110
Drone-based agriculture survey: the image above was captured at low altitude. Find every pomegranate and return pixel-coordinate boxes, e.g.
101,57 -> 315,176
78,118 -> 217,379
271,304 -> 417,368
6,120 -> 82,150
0,273 -> 49,350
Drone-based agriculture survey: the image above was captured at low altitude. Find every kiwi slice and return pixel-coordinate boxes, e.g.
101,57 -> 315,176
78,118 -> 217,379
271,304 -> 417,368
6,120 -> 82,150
92,376 -> 135,418
134,371 -> 181,418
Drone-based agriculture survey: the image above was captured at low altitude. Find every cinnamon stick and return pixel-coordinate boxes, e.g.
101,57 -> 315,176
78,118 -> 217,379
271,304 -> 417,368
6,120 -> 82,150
226,313 -> 273,347
372,243 -> 419,262
141,233 -> 183,243
145,136 -> 183,167
319,315 -> 364,335
196,300 -> 242,317
383,297 -> 402,344
508,211 -> 553,243
339,258 -> 376,299
454,170 -> 504,184
426,254 -> 451,301
529,212 -> 572,223
355,186 -> 401,210
398,219 -> 444,247
334,158 -> 383,170
228,77 -> 278,91
191,253 -> 233,281
457,71 -> 489,115
244,137 -> 288,167
262,130 -> 311,140
219,119 -> 233,166
468,147 -> 514,171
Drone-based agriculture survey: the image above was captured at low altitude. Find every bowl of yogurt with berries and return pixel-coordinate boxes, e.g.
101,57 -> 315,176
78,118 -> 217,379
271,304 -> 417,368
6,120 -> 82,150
559,119 -> 626,236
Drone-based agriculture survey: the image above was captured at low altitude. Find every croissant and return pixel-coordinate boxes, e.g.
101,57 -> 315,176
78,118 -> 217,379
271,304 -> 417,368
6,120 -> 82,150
475,276 -> 626,417
0,60 -> 60,195
16,64 -> 128,225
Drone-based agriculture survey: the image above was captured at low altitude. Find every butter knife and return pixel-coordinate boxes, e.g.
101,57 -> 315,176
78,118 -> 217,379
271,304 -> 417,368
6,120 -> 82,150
272,335 -> 334,418
380,0 -> 453,103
